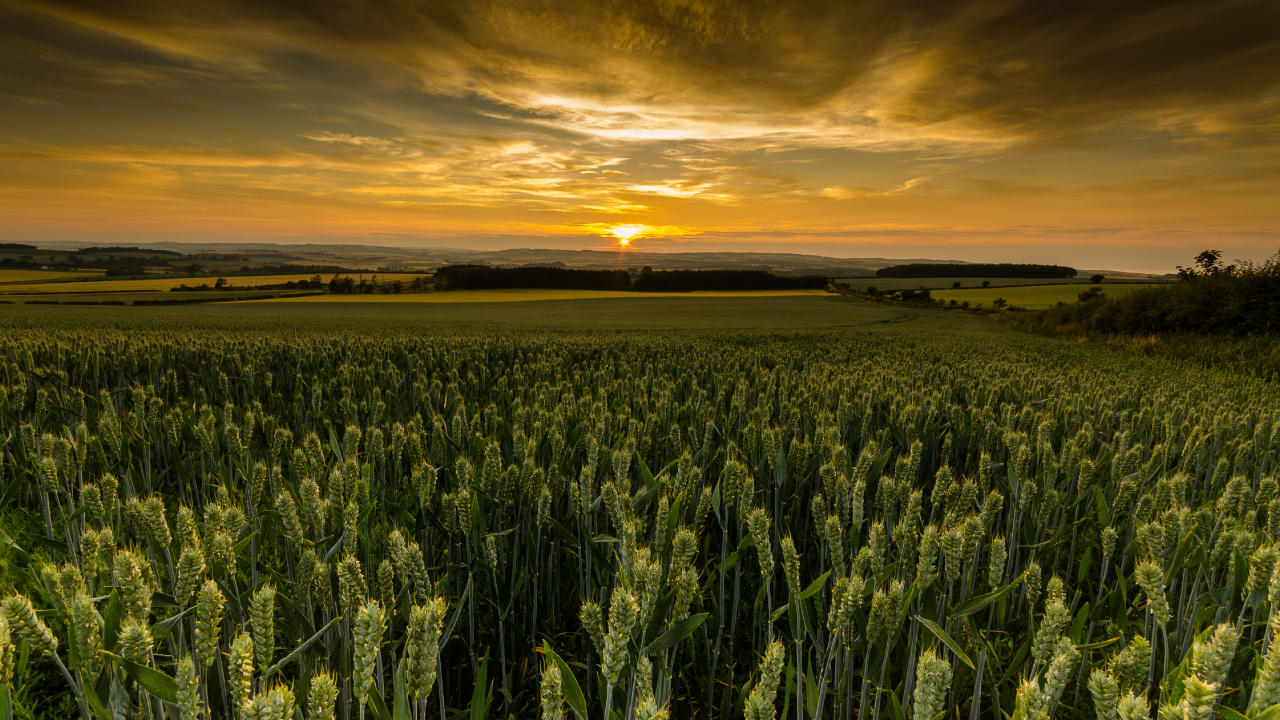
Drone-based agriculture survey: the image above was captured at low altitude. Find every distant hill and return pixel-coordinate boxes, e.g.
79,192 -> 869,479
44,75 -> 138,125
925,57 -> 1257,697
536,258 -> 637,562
421,248 -> 954,276
17,240 -> 984,277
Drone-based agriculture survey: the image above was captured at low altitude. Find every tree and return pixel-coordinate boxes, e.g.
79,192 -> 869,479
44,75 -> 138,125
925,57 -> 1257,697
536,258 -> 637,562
1078,286 -> 1105,302
981,280 -> 991,288
1197,250 -> 1224,274
897,288 -> 932,303
214,277 -> 228,289
1090,274 -> 1104,283
992,297 -> 1007,309
1178,249 -> 1236,279
952,281 -> 961,288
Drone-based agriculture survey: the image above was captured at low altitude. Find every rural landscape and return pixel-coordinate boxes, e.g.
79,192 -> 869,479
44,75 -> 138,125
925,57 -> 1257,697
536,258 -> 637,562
1,246 -> 1279,720
3,0 -> 1279,718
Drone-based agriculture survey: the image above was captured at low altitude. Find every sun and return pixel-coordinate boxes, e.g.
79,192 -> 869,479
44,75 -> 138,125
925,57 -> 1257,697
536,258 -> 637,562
609,224 -> 647,245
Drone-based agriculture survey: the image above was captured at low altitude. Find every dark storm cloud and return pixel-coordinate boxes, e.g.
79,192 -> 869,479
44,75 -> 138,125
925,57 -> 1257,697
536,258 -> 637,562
893,0 -> 1280,139
9,0 -> 1278,145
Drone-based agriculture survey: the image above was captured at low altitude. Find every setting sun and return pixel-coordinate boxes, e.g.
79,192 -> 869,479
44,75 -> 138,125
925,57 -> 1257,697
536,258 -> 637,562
609,224 -> 647,245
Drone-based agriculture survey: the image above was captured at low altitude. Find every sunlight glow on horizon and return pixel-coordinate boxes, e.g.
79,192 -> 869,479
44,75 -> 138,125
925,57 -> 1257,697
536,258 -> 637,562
609,224 -> 648,246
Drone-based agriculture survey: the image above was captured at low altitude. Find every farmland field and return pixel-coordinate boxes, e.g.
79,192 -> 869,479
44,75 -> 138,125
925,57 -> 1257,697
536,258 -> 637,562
933,283 -> 1161,308
0,290 -> 312,305
0,272 -> 429,294
833,277 -> 1092,291
0,293 -> 913,329
0,268 -> 104,284
0,295 -> 1275,720
833,277 -> 1164,292
263,288 -> 829,303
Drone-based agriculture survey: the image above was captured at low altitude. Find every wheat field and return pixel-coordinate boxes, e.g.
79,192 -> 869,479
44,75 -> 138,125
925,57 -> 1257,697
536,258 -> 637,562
0,310 -> 1275,720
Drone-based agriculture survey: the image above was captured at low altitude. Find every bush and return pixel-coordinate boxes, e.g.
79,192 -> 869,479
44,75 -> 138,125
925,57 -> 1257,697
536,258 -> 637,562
1008,250 -> 1280,337
890,288 -> 935,304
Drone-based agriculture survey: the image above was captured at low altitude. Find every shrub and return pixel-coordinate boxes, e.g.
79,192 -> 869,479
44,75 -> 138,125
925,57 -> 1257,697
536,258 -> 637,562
1012,250 -> 1280,337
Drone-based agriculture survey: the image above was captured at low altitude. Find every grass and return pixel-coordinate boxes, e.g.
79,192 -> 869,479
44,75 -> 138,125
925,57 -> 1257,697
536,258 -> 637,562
0,268 -> 104,284
261,288 -> 829,303
932,282 -> 1160,308
0,272 -> 428,294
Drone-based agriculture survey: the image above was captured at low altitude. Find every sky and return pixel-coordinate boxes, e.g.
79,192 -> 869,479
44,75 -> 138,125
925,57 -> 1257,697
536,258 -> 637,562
1,0 -> 1278,271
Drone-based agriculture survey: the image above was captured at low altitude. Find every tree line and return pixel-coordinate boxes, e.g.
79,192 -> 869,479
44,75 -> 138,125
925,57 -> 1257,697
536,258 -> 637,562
433,264 -> 827,291
876,263 -> 1077,278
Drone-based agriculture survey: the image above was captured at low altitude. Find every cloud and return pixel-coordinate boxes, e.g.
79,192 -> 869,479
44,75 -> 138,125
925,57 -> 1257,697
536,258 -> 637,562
1,0 -> 1279,263
12,0 -> 1278,149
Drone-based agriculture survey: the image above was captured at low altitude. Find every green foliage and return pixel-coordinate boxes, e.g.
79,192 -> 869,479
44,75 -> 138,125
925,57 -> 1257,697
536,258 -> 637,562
1014,249 -> 1280,337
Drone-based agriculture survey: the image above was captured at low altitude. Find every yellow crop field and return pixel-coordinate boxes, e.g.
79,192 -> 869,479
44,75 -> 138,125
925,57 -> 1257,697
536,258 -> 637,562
259,288 -> 829,303
931,282 -> 1159,308
0,268 -> 104,284
0,272 -> 429,294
